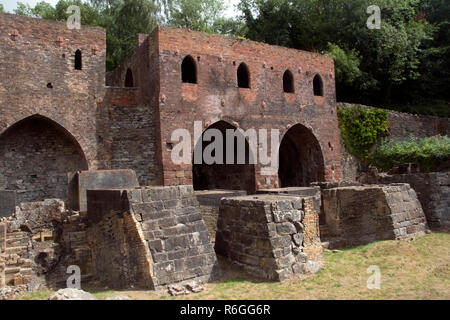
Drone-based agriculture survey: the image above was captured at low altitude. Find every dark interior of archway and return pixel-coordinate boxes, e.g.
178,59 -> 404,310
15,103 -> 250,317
125,68 -> 134,87
237,63 -> 250,88
193,121 -> 255,194
0,116 -> 88,204
283,70 -> 294,93
181,56 -> 197,84
278,124 -> 325,187
313,75 -> 323,96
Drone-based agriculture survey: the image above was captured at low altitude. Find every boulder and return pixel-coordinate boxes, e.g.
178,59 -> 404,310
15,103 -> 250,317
49,288 -> 96,300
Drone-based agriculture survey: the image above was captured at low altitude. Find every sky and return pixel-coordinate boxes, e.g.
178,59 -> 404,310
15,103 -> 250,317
1,0 -> 241,17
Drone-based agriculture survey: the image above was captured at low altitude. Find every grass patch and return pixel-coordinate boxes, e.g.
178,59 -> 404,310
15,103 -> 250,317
16,233 -> 450,300
16,288 -> 54,300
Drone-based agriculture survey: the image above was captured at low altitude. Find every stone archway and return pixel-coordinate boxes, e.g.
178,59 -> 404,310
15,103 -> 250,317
192,120 -> 256,193
0,115 -> 88,204
278,124 -> 325,187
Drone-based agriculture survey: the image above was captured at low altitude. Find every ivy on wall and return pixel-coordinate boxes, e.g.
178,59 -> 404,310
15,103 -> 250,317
338,106 -> 389,161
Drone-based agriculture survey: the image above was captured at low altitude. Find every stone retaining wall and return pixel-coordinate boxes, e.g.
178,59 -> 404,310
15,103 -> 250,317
215,195 -> 322,282
378,172 -> 449,229
322,184 -> 428,248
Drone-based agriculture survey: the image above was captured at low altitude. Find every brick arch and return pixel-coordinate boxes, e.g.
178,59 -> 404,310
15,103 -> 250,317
278,123 -> 325,187
192,120 -> 256,193
0,113 -> 92,167
0,114 -> 89,204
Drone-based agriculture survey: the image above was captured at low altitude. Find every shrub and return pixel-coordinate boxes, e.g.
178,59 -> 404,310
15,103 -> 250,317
338,106 -> 389,161
369,135 -> 450,172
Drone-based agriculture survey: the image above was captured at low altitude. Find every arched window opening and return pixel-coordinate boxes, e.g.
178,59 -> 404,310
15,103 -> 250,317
237,63 -> 250,88
75,49 -> 82,70
313,74 -> 324,96
125,68 -> 134,87
181,55 -> 197,84
283,70 -> 294,93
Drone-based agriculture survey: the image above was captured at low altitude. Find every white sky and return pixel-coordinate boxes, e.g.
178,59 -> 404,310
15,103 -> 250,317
1,0 -> 241,17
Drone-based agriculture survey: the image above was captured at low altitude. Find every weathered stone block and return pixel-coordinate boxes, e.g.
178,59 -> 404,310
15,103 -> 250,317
215,194 -> 322,281
321,184 -> 429,248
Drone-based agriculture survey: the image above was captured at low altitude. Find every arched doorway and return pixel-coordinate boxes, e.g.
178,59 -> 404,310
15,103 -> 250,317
192,121 -> 256,193
278,124 -> 325,187
0,115 -> 88,204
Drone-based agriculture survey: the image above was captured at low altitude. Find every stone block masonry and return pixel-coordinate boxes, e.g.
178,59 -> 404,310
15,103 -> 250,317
68,169 -> 140,212
195,190 -> 247,241
86,185 -> 220,290
378,172 -> 449,229
215,195 -> 322,282
257,186 -> 323,223
322,184 -> 429,248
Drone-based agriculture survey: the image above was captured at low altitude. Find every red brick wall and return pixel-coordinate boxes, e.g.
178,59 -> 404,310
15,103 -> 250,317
155,27 -> 342,190
0,13 -> 107,170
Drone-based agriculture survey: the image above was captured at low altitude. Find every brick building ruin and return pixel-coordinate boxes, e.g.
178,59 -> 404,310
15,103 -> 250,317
0,13 -> 447,296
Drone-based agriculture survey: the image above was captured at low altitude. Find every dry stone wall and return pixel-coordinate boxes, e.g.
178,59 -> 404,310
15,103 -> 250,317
215,195 -> 322,282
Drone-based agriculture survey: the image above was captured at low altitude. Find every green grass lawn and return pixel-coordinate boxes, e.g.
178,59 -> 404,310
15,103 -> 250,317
17,232 -> 450,300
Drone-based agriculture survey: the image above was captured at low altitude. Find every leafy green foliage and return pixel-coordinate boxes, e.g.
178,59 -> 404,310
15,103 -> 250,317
370,135 -> 450,171
238,0 -> 448,115
325,43 -> 362,87
0,4 -> 4,13
338,106 -> 389,160
168,0 -> 225,33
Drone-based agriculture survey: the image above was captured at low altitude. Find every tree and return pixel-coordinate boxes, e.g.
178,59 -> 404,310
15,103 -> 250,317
238,0 -> 433,105
324,43 -> 364,101
0,4 -> 4,13
168,0 -> 226,33
109,0 -> 158,69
